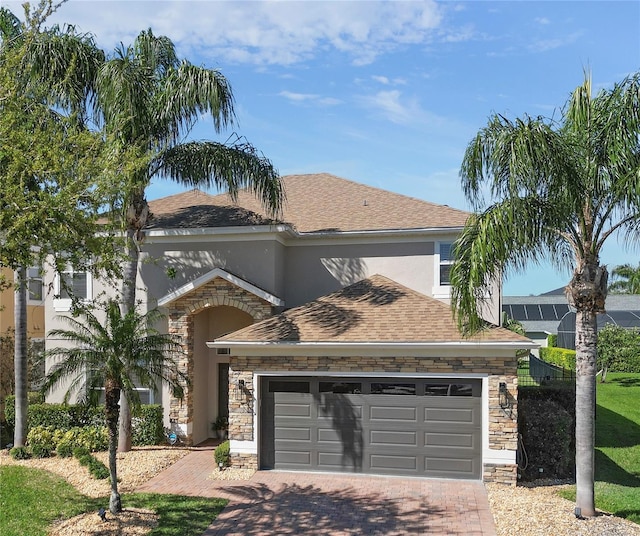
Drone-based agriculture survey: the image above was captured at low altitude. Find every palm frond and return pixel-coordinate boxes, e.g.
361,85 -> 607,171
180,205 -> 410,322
157,139 -> 284,217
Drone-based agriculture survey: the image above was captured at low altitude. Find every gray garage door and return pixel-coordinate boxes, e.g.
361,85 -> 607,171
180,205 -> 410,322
260,377 -> 482,479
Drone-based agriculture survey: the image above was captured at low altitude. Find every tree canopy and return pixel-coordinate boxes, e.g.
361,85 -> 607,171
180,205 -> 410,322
452,72 -> 640,517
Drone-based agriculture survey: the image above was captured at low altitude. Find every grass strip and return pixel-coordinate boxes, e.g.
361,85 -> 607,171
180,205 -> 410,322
0,465 -> 228,536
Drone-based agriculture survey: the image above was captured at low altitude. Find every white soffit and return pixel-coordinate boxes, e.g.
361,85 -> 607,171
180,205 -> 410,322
157,267 -> 284,307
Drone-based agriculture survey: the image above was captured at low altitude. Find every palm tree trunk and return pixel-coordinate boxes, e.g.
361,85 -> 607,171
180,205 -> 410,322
13,267 -> 28,447
117,228 -> 138,453
118,195 -> 148,453
575,307 -> 597,517
105,381 -> 122,514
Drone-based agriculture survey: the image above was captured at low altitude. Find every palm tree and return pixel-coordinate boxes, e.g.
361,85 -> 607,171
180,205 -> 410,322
608,263 -> 640,294
450,72 -> 640,517
95,29 -> 284,451
41,299 -> 187,514
12,15 -> 285,450
1,1 -> 106,448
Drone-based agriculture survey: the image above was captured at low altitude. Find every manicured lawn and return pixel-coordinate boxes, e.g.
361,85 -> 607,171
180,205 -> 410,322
0,465 -> 227,536
559,372 -> 640,524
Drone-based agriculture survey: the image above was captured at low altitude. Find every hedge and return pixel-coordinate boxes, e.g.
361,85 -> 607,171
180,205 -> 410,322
4,396 -> 164,447
540,346 -> 576,371
518,384 -> 576,481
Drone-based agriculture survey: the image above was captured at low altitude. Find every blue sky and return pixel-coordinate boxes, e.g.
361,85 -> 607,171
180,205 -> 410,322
6,0 -> 639,295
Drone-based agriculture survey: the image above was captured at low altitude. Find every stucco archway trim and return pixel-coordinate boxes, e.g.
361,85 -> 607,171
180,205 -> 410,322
157,267 -> 284,307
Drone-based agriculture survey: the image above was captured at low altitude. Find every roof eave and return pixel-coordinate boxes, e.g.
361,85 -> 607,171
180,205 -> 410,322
206,340 -> 538,358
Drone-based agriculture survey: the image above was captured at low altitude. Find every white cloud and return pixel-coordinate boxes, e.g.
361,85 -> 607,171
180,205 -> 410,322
358,89 -> 434,125
371,75 -> 407,86
8,0 -> 445,66
529,31 -> 582,52
278,91 -> 341,107
535,17 -> 551,25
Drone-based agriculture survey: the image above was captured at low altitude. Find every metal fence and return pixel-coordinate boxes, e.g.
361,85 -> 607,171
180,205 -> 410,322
518,353 -> 575,386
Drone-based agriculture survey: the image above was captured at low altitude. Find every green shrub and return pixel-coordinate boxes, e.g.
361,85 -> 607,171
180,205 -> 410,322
55,426 -> 108,454
546,334 -> 557,348
72,445 -> 90,459
518,396 -> 574,481
132,405 -> 164,446
540,346 -> 576,370
9,446 -> 31,460
598,326 -> 640,373
5,400 -> 160,446
26,426 -> 57,458
4,393 -> 43,429
72,445 -> 109,479
56,441 -> 73,458
214,440 -> 230,468
87,457 -> 109,480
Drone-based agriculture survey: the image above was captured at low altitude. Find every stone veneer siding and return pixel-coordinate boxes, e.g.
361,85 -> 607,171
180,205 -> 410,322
229,354 -> 519,483
166,278 -> 273,445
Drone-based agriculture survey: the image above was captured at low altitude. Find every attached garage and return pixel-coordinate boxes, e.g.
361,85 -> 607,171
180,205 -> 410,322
211,275 -> 534,484
260,377 -> 482,479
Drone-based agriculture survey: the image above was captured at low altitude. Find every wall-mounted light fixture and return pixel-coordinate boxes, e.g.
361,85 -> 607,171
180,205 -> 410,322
499,382 -> 509,409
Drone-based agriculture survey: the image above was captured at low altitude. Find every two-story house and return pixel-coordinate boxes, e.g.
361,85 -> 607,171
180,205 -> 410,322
44,173 -> 532,484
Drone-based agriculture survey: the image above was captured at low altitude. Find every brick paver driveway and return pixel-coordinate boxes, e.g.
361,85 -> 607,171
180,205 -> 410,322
138,448 -> 496,535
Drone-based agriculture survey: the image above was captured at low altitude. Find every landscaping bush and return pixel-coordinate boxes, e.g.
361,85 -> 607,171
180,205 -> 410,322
55,426 -> 109,454
72,446 -> 109,479
4,392 -> 43,429
26,426 -> 57,458
214,440 -> 230,468
5,399 -> 162,446
540,346 -> 576,371
598,326 -> 640,374
9,446 -> 31,460
132,405 -> 164,446
518,394 -> 575,481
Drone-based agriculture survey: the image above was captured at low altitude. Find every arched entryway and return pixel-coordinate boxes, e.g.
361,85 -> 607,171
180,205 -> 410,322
191,305 -> 253,443
161,272 -> 278,445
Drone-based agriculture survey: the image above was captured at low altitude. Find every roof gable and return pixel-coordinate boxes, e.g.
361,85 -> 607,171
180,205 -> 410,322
147,173 -> 469,233
157,267 -> 284,307
216,274 -> 529,345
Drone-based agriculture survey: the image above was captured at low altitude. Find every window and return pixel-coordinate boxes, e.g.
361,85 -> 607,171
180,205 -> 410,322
27,267 -> 43,302
439,242 -> 454,285
432,241 -> 455,298
371,383 -> 416,395
319,382 -> 362,394
424,383 -> 473,396
54,266 -> 92,311
268,381 -> 310,393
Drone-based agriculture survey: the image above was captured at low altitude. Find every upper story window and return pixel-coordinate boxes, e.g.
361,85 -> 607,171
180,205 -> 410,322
27,267 -> 43,303
54,266 -> 92,311
439,242 -> 454,285
432,241 -> 455,299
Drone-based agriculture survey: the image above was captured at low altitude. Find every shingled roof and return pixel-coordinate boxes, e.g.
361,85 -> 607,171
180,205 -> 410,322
146,173 -> 469,233
216,275 -> 530,345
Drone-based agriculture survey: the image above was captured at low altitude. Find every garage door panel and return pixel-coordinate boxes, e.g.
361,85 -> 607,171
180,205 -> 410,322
275,427 -> 311,441
317,451 -> 363,471
425,456 -> 475,474
370,405 -> 417,422
318,404 -> 363,419
370,430 -> 417,447
370,453 -> 418,471
426,431 -> 475,448
317,427 -> 353,443
425,407 -> 476,424
275,402 -> 312,417
275,450 -> 312,466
